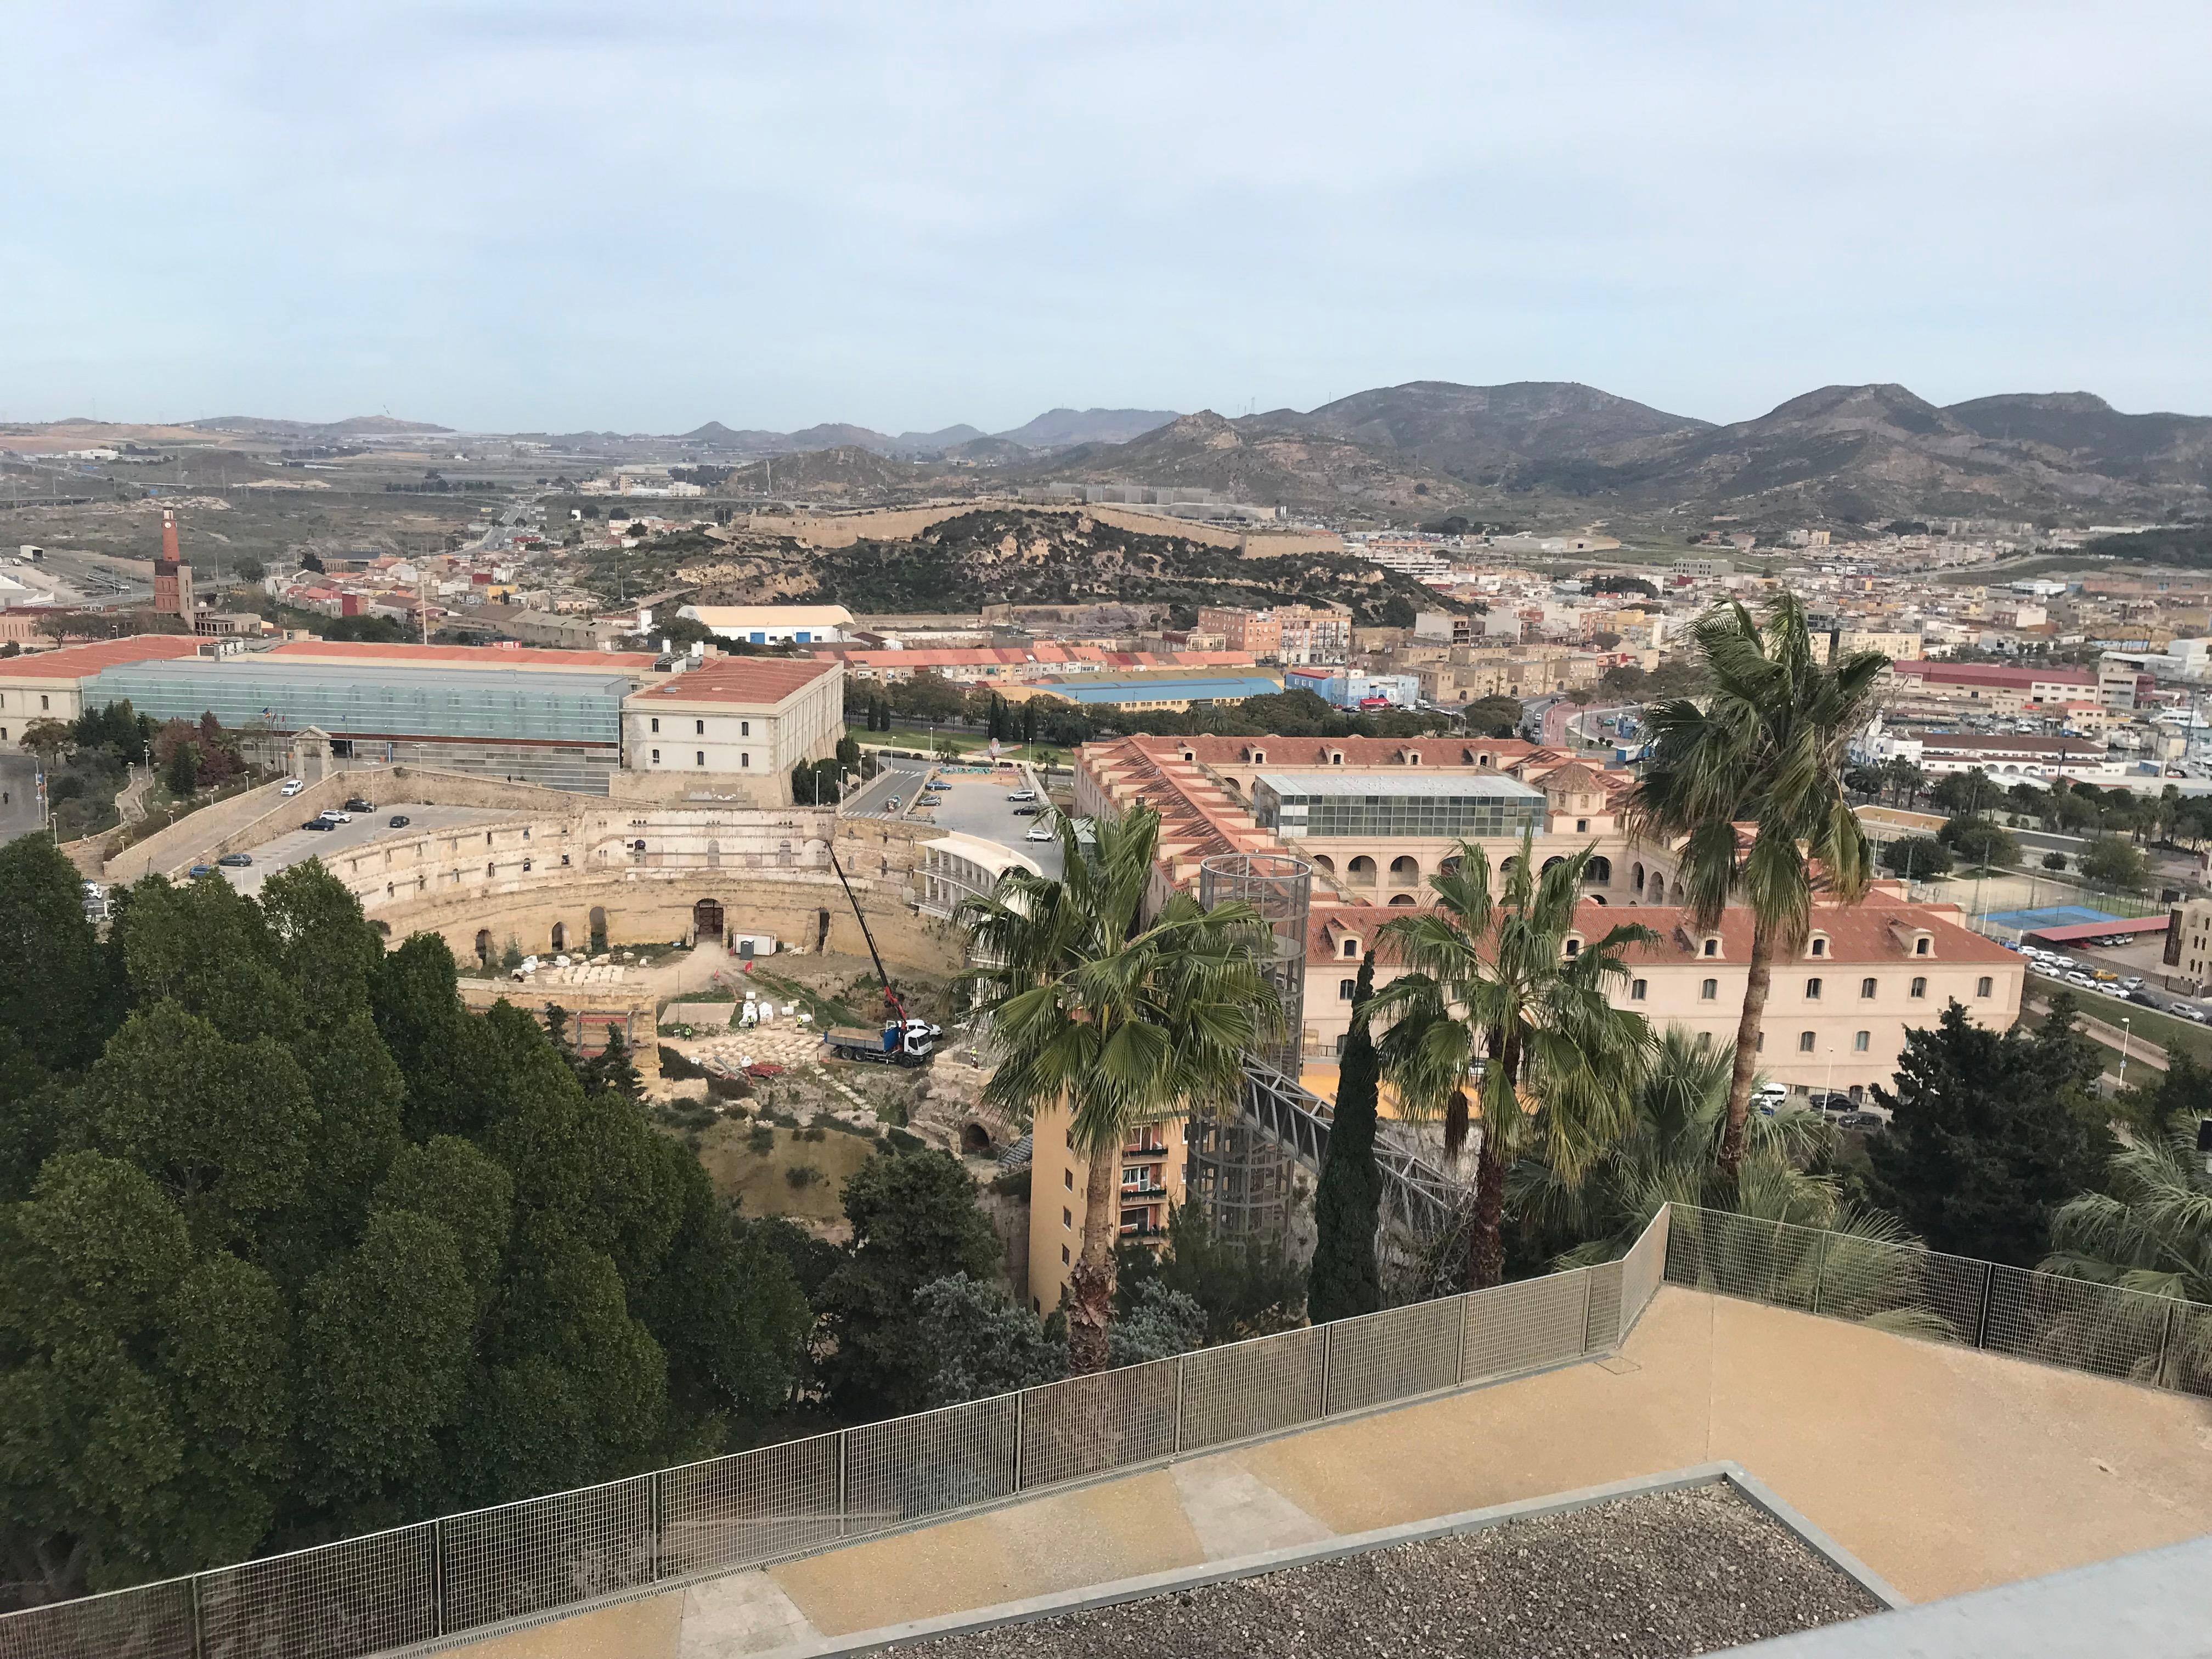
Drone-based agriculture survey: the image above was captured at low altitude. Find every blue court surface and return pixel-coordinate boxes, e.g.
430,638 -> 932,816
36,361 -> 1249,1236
1984,905 -> 2125,931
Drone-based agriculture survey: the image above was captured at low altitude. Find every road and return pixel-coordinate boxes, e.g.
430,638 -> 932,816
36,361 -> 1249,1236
202,803 -> 502,895
0,753 -> 42,844
843,758 -> 931,820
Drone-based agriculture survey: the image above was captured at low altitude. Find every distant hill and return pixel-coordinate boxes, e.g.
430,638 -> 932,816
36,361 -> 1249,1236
1942,392 -> 2212,489
995,408 -> 1180,449
706,444 -> 927,496
891,424 -> 986,453
1252,380 -> 1706,478
190,415 -> 452,438
1030,410 -> 1465,513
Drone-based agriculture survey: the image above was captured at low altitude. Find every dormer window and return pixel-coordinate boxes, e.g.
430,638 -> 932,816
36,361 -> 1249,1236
1330,751 -> 1344,765
1563,936 -> 1582,957
1249,748 -> 1265,764
1341,938 -> 1359,958
1915,936 -> 1931,956
1478,753 -> 1493,768
1809,935 -> 1829,957
1702,937 -> 1720,957
1404,751 -> 1420,765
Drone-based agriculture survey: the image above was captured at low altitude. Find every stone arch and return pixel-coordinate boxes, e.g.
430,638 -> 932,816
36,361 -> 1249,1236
693,898 -> 725,943
1310,853 -> 1336,875
1346,855 -> 1377,888
550,921 -> 567,952
1389,855 -> 1420,888
589,906 -> 608,952
961,1122 -> 995,1155
1541,856 -> 1566,874
707,840 -> 721,868
474,929 -> 493,966
1585,855 -> 1612,884
1647,873 -> 1666,904
1631,861 -> 1646,894
1387,893 -> 1417,906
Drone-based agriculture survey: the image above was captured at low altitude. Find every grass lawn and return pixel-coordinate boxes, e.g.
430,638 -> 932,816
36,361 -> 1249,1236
2024,986 -> 2212,1066
693,1119 -> 879,1222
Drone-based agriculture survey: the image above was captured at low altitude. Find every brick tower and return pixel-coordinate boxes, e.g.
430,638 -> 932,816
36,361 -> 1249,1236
153,509 -> 196,620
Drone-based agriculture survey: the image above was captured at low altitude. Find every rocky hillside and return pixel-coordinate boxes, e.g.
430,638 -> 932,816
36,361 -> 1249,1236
1942,392 -> 2212,490
1030,412 -> 1465,515
681,506 -> 1461,619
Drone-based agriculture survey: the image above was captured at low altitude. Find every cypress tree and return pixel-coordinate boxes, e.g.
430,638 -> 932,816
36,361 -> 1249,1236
1307,954 -> 1383,1324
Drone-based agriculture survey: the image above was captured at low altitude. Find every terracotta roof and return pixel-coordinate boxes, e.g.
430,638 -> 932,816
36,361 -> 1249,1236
1898,662 -> 2096,688
0,635 -> 205,678
269,641 -> 663,670
1121,733 -> 1541,767
630,657 -> 839,703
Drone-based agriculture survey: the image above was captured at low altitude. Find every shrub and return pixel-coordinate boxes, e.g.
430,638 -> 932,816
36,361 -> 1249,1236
658,1045 -> 704,1080
785,1164 -> 825,1189
747,1125 -> 776,1154
799,1125 -> 826,1142
885,1127 -> 925,1154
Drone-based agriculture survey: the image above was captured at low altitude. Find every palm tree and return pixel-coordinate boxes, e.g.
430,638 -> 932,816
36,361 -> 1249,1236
1629,593 -> 1888,1181
959,805 -> 1282,1374
2042,1128 -> 2212,1391
1372,834 -> 1654,1290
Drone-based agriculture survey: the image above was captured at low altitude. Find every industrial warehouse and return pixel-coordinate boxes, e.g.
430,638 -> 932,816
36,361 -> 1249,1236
0,637 -> 844,799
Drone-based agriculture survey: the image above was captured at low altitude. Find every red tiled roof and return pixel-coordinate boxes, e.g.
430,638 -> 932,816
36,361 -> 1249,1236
269,641 -> 663,670
1897,662 -> 2096,688
631,658 -> 839,703
0,635 -> 205,678
1122,733 -> 1541,767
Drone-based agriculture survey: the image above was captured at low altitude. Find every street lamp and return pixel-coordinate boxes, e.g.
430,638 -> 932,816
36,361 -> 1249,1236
2117,1017 -> 2131,1094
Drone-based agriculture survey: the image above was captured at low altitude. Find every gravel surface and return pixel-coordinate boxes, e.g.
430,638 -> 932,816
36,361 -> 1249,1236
881,1483 -> 1882,1658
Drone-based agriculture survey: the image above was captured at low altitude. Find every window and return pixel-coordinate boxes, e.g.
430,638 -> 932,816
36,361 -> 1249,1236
696,752 -> 705,766
1798,1031 -> 1816,1053
1339,978 -> 1357,1000
1977,975 -> 1993,998
695,719 -> 704,735
1756,1031 -> 1765,1051
1810,937 -> 1827,957
740,752 -> 749,768
1853,1030 -> 1870,1052
1860,978 -> 1877,998
741,720 -> 751,736
1910,976 -> 1927,998
1629,978 -> 1647,1001
39,695 -> 48,710
1061,1245 -> 1070,1265
1915,937 -> 1931,956
1700,978 -> 1718,1001
1702,938 -> 1719,957
1805,977 -> 1822,999
650,748 -> 661,763
1341,938 -> 1358,957
1563,938 -> 1581,957
1576,818 -> 1589,833
1063,1207 -> 1072,1230
1694,1032 -> 1713,1052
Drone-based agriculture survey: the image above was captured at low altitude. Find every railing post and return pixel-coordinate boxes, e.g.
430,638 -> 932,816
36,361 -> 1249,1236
1454,1291 -> 1470,1384
2156,1300 -> 2178,1389
1172,1356 -> 1186,1455
189,1571 -> 206,1659
837,1431 -> 850,1538
1974,1262 -> 1996,1350
431,1517 -> 445,1637
1013,1390 -> 1026,1492
1318,1322 -> 1334,1417
1810,1230 -> 1829,1318
648,1469 -> 662,1582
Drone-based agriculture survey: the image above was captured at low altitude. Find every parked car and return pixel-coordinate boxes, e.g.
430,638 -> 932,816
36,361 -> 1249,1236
2128,988 -> 2163,1007
1807,1092 -> 1855,1115
918,794 -> 943,806
1013,805 -> 1042,816
2064,972 -> 2095,989
2120,977 -> 2146,992
302,818 -> 336,832
387,814 -> 411,828
2183,1006 -> 2211,1024
1024,823 -> 1054,842
188,864 -> 216,878
1006,789 -> 1037,802
344,797 -> 374,812
1835,1111 -> 1887,1132
279,779 -> 304,798
318,810 -> 352,824
217,853 -> 253,868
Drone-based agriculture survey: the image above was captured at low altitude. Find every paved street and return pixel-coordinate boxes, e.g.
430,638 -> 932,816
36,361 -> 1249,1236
842,758 -> 932,820
202,803 -> 502,895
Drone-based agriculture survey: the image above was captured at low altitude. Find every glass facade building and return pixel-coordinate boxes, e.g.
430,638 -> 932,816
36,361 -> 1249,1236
1249,771 -> 1545,839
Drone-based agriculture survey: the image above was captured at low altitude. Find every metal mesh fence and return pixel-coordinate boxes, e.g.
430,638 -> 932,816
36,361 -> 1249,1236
1814,1232 -> 1987,1344
1178,1325 -> 1327,1453
1324,1296 -> 1464,1415
1617,1208 -> 1669,1341
1983,1265 -> 2172,1385
198,1524 -> 438,1659
438,1476 -> 656,1637
844,1395 -> 1018,1534
1663,1206 -> 1824,1311
1581,1261 -> 1624,1353
1018,1357 -> 1181,1489
2169,1302 -> 2212,1399
1462,1271 -> 1590,1383
659,1432 -> 843,1579
0,1577 -> 195,1659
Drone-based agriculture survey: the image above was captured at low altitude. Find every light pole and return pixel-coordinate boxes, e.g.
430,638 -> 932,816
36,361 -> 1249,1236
2117,1017 -> 2131,1094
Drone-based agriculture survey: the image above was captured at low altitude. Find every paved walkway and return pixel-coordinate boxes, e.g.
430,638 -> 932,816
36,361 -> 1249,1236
447,1286 -> 2212,1659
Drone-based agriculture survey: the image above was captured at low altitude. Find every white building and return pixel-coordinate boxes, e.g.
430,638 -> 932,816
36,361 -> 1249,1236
675,604 -> 856,645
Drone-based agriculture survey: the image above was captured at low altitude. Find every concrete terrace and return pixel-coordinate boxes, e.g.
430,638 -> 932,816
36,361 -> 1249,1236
448,1285 -> 2212,1658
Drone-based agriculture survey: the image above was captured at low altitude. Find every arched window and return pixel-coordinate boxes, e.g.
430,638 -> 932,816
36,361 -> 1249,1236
1629,978 -> 1647,1000
1389,855 -> 1420,887
1805,977 -> 1821,998
1541,856 -> 1565,873
1311,853 -> 1335,874
1910,977 -> 1928,998
1700,978 -> 1718,1000
1798,1031 -> 1816,1052
1647,874 -> 1666,904
1387,893 -> 1417,906
1861,977 -> 1877,997
1585,855 -> 1611,884
1341,938 -> 1359,958
1346,855 -> 1377,887
1339,978 -> 1357,1000
1631,862 -> 1646,893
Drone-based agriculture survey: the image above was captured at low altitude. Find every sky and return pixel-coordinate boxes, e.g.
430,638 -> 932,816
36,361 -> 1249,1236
7,1 -> 2210,435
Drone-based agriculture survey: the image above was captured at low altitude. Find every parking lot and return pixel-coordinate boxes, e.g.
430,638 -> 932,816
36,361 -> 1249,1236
200,802 -> 502,896
915,770 -> 1065,879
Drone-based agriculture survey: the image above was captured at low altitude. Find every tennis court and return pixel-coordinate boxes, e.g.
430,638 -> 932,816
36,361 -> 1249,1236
1984,904 -> 2128,932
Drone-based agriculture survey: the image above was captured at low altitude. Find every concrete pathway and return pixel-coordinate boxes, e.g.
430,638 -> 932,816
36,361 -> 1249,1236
439,1286 -> 2212,1659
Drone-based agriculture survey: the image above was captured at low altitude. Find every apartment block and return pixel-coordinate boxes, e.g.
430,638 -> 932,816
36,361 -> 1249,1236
1025,1095 -> 1186,1315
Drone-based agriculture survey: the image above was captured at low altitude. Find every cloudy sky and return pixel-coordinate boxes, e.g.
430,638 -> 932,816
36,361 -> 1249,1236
8,2 -> 2208,434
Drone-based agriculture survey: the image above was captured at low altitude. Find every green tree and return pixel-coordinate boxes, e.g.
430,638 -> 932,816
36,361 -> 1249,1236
1116,1200 -> 1304,1345
1863,1001 -> 2113,1267
0,833 -> 123,1072
960,804 -> 1282,1372
1628,594 -> 1887,1179
1307,954 -> 1381,1324
162,735 -> 200,798
2042,1128 -> 2212,1389
2078,833 -> 2150,890
17,718 -> 75,765
913,1272 -> 1067,1406
1373,834 -> 1655,1289
1106,1279 -> 1207,1365
1460,695 -> 1523,738
1880,836 -> 1953,879
1940,814 -> 2017,870
814,1149 -> 1001,1415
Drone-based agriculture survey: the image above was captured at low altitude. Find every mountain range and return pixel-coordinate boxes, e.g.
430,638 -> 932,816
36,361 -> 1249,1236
676,407 -> 1178,459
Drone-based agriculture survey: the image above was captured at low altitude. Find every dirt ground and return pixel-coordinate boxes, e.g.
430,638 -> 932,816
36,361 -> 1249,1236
694,1118 -> 881,1228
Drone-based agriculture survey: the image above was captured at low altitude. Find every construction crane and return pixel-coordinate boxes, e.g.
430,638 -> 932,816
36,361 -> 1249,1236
826,845 -> 940,1062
